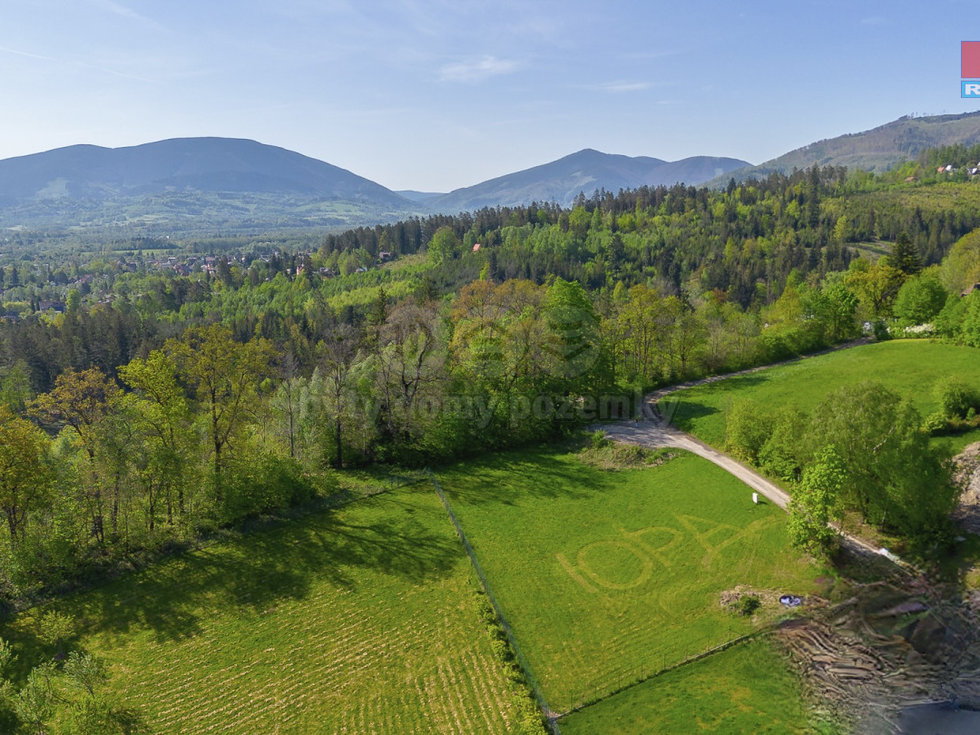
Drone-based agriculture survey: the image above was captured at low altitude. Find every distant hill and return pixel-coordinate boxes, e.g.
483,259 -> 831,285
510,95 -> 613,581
712,111 -> 980,185
0,137 -> 415,233
428,149 -> 749,211
395,190 -> 445,204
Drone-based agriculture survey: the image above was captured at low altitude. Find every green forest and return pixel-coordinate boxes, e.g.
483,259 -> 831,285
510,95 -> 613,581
1,150 -> 980,605
1,145 -> 980,732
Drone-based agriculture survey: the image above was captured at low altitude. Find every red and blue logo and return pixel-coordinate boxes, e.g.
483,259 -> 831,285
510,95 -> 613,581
963,42 -> 980,97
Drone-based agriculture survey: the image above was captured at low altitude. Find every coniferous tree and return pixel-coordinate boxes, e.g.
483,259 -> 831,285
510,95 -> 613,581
891,231 -> 922,276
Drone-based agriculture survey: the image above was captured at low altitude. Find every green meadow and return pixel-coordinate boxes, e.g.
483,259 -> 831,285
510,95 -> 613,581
1,443 -> 840,733
670,340 -> 980,451
559,638 -> 828,734
1,487 -> 525,734
436,447 -> 826,715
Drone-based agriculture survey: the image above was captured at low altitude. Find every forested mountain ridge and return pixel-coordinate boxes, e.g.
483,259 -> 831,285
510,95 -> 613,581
0,141 -> 748,235
715,111 -> 980,185
429,149 -> 748,211
0,137 -> 420,234
0,139 -> 747,235
5,111 -> 980,236
0,137 -> 409,204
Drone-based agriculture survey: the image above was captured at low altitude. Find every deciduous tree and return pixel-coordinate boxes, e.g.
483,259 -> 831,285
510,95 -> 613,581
788,446 -> 844,557
165,325 -> 275,503
0,407 -> 51,548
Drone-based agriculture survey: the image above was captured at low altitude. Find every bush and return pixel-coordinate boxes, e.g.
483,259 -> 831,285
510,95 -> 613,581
474,592 -> 546,735
758,406 -> 808,482
728,594 -> 761,616
37,610 -> 76,657
738,595 -> 761,616
223,454 -> 317,521
590,430 -> 609,450
922,411 -> 949,435
934,376 -> 980,420
725,399 -> 773,463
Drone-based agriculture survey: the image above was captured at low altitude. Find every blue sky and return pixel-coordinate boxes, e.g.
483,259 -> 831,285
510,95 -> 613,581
1,1 -> 977,191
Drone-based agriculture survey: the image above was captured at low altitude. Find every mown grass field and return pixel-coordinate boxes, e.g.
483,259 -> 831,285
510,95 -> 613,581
1,487 -> 526,734
436,447 -> 827,715
670,340 -> 980,450
559,638 -> 829,734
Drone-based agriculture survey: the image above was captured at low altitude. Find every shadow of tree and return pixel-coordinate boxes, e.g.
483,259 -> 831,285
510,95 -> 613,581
5,488 -> 461,656
435,445 -> 603,507
669,399 -> 720,430
668,374 -> 771,430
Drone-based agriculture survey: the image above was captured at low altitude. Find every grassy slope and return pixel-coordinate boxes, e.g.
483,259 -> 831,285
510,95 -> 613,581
1,487 -> 523,734
436,448 -> 825,714
559,639 -> 826,735
671,340 -> 980,448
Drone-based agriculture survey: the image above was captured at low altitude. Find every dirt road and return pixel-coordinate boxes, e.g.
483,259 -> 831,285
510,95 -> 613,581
594,339 -> 908,565
600,419 -> 791,508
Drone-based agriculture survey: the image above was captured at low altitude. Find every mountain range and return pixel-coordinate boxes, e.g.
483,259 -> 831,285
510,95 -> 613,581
424,149 -> 748,212
3,110 -> 980,235
712,111 -> 980,185
0,137 -> 406,206
0,138 -> 412,234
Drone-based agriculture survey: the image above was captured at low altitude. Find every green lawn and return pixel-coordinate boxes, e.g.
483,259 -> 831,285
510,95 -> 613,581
559,638 -> 829,734
1,487 -> 524,734
436,448 -> 826,714
670,340 -> 980,448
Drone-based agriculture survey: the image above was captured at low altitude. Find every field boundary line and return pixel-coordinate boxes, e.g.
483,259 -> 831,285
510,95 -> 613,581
554,629 -> 771,722
427,469 -> 562,735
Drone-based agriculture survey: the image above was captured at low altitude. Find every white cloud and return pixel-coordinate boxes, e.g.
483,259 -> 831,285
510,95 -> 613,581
595,81 -> 652,93
439,55 -> 519,83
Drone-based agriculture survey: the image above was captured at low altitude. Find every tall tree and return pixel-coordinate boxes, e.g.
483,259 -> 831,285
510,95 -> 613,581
165,325 -> 275,503
318,324 -> 361,468
0,407 -> 52,549
375,298 -> 445,443
806,381 -> 958,546
117,350 -> 195,527
788,446 -> 844,558
890,231 -> 922,276
543,277 -> 605,393
845,260 -> 905,319
892,273 -> 948,325
29,368 -> 120,544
